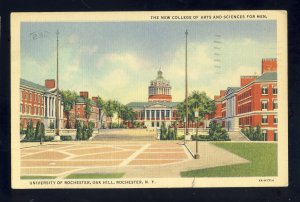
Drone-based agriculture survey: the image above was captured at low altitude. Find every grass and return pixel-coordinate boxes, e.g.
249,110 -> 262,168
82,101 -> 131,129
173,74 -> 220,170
21,176 -> 56,180
65,173 -> 125,179
181,142 -> 277,177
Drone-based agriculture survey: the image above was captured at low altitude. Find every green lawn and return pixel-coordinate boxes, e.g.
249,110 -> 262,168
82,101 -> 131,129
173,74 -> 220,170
65,173 -> 125,179
21,176 -> 56,180
181,142 -> 277,177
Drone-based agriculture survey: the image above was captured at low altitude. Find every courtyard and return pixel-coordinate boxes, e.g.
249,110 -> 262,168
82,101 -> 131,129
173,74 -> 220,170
20,136 -> 270,179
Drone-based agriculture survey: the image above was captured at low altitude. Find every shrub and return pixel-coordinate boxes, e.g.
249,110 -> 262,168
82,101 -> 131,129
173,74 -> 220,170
208,122 -> 230,141
60,135 -> 72,141
241,125 -> 264,141
49,122 -> 55,129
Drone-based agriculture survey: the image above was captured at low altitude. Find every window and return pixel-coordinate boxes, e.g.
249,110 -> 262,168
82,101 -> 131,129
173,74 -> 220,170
262,115 -> 268,124
29,93 -> 32,100
152,122 -> 154,127
274,130 -> 278,141
166,110 -> 170,118
273,86 -> 278,95
146,110 -> 150,119
161,110 -> 165,119
156,122 -> 160,127
261,100 -> 268,110
151,110 -> 155,119
273,99 -> 278,110
262,130 -> 268,141
262,86 -> 268,95
274,116 -> 278,124
156,110 -> 160,119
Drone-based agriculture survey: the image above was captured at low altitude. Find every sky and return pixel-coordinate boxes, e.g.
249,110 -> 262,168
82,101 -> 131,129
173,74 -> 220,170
21,20 -> 276,104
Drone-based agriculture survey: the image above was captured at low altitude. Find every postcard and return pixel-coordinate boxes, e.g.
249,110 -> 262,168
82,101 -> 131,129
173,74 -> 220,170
11,10 -> 288,188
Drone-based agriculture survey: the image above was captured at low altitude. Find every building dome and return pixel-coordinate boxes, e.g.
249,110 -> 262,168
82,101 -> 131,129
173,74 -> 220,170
148,69 -> 172,102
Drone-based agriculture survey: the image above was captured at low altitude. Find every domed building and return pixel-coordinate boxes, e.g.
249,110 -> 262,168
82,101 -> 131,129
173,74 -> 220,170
148,69 -> 172,102
127,69 -> 180,128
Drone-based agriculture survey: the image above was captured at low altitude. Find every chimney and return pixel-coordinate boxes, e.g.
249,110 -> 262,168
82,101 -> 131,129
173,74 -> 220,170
214,95 -> 220,101
80,91 -> 89,98
262,58 -> 277,74
45,79 -> 55,89
240,76 -> 258,87
92,96 -> 98,102
220,90 -> 225,97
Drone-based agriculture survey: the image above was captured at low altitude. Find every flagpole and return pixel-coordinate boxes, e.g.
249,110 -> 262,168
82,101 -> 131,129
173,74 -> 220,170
55,30 -> 60,138
185,29 -> 188,144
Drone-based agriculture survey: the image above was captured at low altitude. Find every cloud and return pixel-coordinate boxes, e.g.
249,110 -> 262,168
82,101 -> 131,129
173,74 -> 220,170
67,34 -> 78,44
97,52 -> 141,71
79,45 -> 98,54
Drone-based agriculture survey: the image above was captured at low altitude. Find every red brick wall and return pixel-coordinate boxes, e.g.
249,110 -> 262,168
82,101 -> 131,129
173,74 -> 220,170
148,94 -> 172,102
20,88 -> 44,128
262,58 -> 277,74
45,79 -> 55,89
240,76 -> 257,87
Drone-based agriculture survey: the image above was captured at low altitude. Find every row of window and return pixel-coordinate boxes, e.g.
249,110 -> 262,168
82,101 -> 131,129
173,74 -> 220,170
262,129 -> 278,141
145,110 -> 174,119
239,115 -> 278,126
237,89 -> 252,101
22,91 -> 43,103
239,116 -> 253,126
261,85 -> 277,95
20,104 -> 43,116
261,99 -> 278,110
238,102 -> 252,114
262,115 -> 278,124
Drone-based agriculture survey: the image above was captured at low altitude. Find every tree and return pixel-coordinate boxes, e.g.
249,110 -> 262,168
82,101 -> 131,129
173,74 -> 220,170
40,122 -> 45,141
34,121 -> 41,139
103,100 -> 115,128
75,120 -> 82,140
25,120 -> 34,140
60,90 -> 78,128
84,98 -> 93,122
177,91 -> 216,135
95,96 -> 106,129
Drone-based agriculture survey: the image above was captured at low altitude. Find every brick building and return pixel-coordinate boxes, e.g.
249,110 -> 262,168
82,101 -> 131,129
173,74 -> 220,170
20,78 -> 64,129
63,91 -> 100,128
211,58 -> 278,141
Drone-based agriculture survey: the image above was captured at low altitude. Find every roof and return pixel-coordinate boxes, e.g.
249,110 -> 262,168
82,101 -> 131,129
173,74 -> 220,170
254,72 -> 277,82
127,101 -> 180,109
215,96 -> 225,102
20,78 -> 49,92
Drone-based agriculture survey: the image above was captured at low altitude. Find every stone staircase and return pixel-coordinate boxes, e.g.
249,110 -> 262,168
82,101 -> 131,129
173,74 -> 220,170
228,131 -> 250,141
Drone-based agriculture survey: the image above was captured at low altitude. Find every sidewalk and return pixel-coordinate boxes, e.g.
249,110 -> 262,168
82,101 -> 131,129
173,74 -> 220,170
70,142 -> 249,178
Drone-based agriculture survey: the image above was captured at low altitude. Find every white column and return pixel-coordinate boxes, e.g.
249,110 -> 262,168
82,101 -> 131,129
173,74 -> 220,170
47,97 -> 50,117
51,97 -> 54,118
43,96 -> 46,116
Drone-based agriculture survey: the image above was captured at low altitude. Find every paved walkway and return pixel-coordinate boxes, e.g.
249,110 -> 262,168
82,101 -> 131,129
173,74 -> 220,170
228,131 -> 250,141
20,141 -> 249,178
